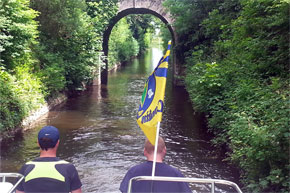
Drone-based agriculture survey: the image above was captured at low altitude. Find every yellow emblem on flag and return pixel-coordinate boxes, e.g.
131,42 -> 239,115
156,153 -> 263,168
136,41 -> 171,145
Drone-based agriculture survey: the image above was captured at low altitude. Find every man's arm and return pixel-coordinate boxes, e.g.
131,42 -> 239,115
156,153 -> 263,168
68,164 -> 82,193
71,188 -> 82,193
16,190 -> 25,193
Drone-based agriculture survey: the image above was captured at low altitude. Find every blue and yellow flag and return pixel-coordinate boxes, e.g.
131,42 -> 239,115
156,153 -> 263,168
136,41 -> 171,145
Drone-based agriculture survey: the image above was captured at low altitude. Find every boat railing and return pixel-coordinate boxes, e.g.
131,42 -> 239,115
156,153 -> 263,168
127,176 -> 243,193
0,173 -> 24,193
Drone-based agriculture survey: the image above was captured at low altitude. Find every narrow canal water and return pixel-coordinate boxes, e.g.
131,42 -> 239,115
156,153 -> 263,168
0,46 -> 240,192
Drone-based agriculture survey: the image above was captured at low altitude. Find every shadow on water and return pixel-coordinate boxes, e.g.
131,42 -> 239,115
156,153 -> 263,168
0,46 -> 240,192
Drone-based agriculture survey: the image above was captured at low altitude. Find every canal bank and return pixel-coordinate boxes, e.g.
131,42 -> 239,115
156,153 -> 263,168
0,93 -> 68,144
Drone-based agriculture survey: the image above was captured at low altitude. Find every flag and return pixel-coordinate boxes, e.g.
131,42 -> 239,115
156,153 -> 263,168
136,41 -> 171,145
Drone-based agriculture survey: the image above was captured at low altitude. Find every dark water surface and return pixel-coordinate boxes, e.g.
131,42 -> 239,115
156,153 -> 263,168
0,47 -> 240,192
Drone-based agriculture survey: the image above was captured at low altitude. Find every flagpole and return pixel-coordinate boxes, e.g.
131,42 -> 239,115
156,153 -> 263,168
151,121 -> 161,178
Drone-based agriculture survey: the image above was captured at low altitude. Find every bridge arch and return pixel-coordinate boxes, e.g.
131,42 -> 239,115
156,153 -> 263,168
101,0 -> 180,84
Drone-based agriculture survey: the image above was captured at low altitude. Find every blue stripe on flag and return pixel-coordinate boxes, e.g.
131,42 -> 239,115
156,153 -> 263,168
155,68 -> 167,77
161,56 -> 170,63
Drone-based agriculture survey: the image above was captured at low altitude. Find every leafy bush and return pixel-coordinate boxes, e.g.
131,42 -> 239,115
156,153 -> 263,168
117,36 -> 139,62
166,0 -> 290,192
0,0 -> 39,69
160,23 -> 172,51
35,44 -> 66,96
0,65 -> 45,132
186,61 -> 289,193
0,0 -> 47,132
227,82 -> 289,192
109,18 -> 139,68
14,65 -> 45,112
0,69 -> 24,132
30,0 -> 116,91
0,0 -> 119,133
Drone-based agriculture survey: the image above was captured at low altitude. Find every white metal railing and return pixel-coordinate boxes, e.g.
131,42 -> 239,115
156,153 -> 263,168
0,173 -> 24,193
127,176 -> 243,193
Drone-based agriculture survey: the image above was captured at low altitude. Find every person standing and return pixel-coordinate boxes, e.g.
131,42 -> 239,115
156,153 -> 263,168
16,126 -> 82,193
120,137 -> 192,193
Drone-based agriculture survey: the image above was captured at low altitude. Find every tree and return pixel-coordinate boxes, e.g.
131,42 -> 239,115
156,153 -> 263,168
0,0 -> 38,70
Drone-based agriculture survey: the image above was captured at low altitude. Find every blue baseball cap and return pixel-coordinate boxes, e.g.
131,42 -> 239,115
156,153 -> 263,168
38,126 -> 60,148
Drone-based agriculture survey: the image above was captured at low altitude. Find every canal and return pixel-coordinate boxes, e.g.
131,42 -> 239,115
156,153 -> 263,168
0,46 -> 240,192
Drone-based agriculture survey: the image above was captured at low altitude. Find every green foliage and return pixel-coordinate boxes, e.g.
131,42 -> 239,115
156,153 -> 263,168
0,68 -> 24,131
167,0 -> 290,192
0,0 -> 39,69
186,62 -> 289,193
108,14 -> 162,69
126,14 -> 156,52
0,0 -> 47,132
35,44 -> 66,96
13,65 -> 45,112
160,23 -> 172,51
0,65 -> 45,132
229,0 -> 289,78
144,29 -> 153,49
228,84 -> 289,192
86,0 -> 118,39
117,36 -> 139,62
109,18 -> 139,68
0,0 -> 119,132
108,14 -> 159,70
30,0 -> 117,91
163,0 -> 222,63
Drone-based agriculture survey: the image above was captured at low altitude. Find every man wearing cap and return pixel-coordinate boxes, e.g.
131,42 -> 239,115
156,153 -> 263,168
16,126 -> 82,193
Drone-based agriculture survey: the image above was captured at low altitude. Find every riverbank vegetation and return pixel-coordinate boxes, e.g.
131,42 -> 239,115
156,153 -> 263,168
109,14 -> 159,69
109,18 -> 139,69
0,0 -> 155,134
163,0 -> 289,192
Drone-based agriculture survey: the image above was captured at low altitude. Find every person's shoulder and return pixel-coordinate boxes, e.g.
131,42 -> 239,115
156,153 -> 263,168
20,157 -> 40,168
161,163 -> 185,177
55,159 -> 76,169
18,158 -> 39,174
127,161 -> 150,173
56,160 -> 71,165
54,160 -> 79,176
129,161 -> 147,169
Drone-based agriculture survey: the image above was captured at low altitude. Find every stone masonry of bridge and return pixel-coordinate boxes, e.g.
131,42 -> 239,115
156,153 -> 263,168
101,0 -> 181,85
118,0 -> 173,24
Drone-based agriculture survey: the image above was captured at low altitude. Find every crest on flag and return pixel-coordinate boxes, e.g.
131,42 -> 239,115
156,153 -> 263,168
136,41 -> 171,145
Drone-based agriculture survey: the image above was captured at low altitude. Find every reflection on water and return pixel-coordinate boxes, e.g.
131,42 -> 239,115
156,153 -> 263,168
0,46 -> 240,192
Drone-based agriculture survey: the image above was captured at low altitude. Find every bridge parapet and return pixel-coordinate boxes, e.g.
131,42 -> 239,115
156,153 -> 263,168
118,0 -> 173,24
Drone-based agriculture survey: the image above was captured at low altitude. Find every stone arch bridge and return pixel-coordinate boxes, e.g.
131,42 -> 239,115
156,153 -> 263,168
101,0 -> 181,84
